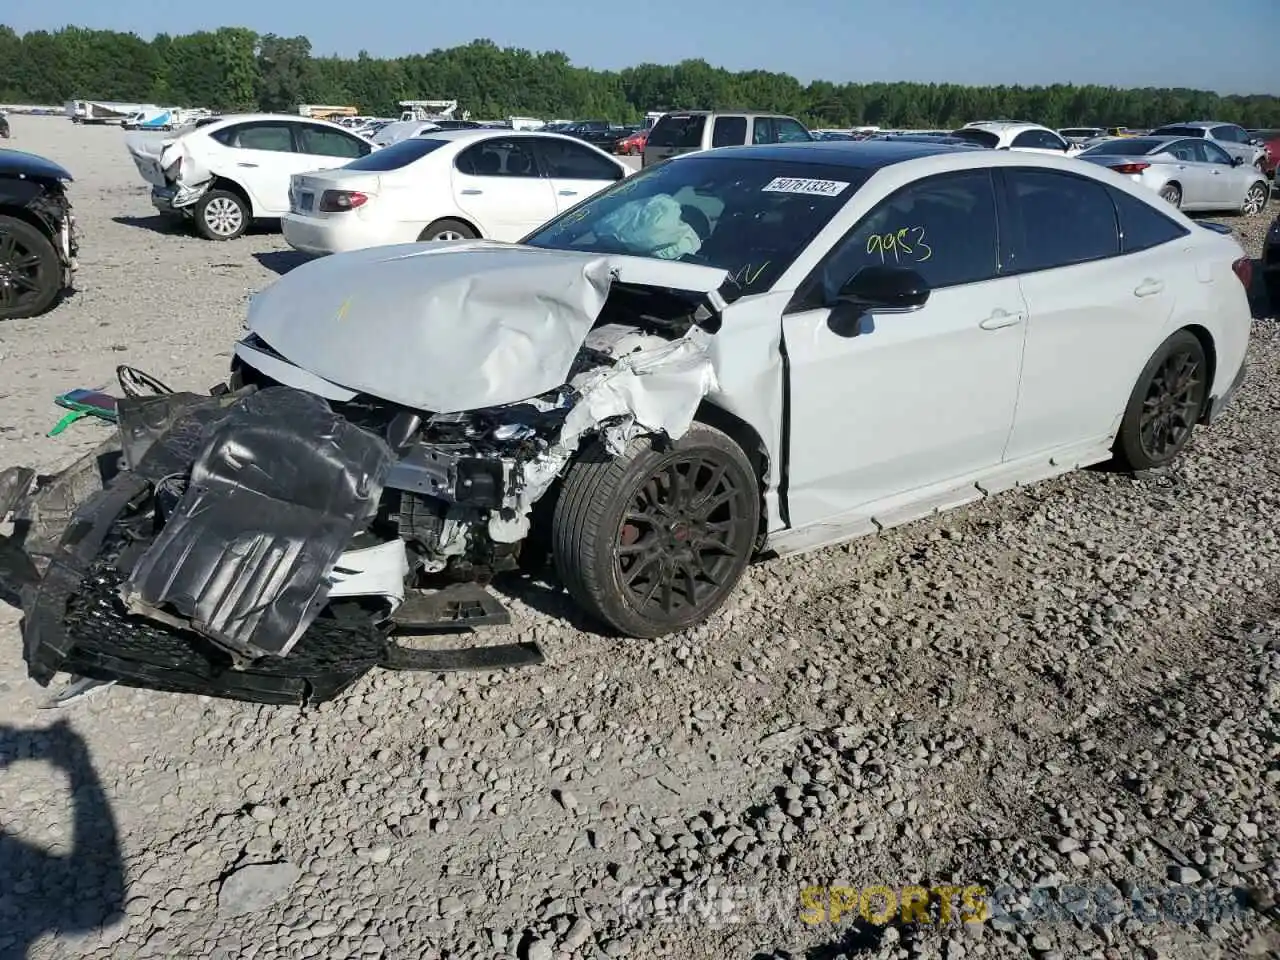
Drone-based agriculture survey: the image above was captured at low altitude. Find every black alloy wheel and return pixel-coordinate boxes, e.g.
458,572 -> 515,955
0,215 -> 61,320
1114,330 -> 1208,471
552,423 -> 759,638
615,450 -> 754,621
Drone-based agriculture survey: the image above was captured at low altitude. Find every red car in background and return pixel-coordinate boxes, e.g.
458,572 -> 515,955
1250,129 -> 1280,178
615,129 -> 647,155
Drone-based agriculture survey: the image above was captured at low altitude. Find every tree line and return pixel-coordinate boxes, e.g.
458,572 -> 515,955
2,25 -> 1278,130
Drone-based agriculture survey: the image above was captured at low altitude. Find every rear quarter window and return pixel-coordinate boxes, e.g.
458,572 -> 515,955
648,115 -> 707,148
1109,187 -> 1190,253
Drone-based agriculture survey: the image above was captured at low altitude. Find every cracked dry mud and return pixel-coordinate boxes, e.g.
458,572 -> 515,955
0,116 -> 1277,960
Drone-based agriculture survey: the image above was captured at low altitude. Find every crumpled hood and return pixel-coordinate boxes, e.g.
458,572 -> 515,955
246,240 -> 729,414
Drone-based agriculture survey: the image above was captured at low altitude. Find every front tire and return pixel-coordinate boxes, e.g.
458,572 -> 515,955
0,215 -> 62,320
1241,181 -> 1268,216
1113,330 -> 1208,472
193,189 -> 249,241
551,423 -> 760,638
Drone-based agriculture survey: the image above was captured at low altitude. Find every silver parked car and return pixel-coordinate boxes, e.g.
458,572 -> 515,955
1147,121 -> 1266,169
1077,135 -> 1270,214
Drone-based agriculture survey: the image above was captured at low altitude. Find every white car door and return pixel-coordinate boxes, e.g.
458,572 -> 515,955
528,136 -> 627,213
1198,139 -> 1248,207
212,121 -> 306,214
450,137 -> 558,239
781,169 -> 1027,527
1000,168 -> 1191,461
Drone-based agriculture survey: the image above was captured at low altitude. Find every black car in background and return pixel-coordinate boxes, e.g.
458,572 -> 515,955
0,112 -> 10,139
0,148 -> 78,320
1264,214 -> 1280,313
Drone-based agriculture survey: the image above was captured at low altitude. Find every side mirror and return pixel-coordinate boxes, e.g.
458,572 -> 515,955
838,265 -> 930,311
826,265 -> 930,336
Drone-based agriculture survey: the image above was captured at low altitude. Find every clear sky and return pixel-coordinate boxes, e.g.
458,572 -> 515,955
8,0 -> 1280,96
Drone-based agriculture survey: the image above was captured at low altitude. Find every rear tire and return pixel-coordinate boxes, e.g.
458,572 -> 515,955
551,423 -> 759,638
0,214 -> 62,321
1158,183 -> 1182,208
193,189 -> 249,241
1241,181 -> 1268,216
418,218 -> 477,242
1113,330 -> 1208,472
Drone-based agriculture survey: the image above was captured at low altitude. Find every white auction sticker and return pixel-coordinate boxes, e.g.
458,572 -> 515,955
761,177 -> 851,197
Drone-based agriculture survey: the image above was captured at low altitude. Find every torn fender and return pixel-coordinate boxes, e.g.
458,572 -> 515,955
488,326 -> 719,543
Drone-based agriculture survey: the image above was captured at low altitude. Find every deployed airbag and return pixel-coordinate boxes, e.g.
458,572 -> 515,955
123,387 -> 395,659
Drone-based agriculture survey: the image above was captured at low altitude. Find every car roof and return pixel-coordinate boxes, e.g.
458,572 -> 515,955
653,110 -> 799,117
676,139 -> 997,168
199,113 -> 357,131
1160,121 -> 1233,129
418,128 -> 608,145
963,121 -> 1054,134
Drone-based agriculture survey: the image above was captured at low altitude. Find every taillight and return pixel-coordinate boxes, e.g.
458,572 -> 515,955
318,190 -> 368,212
1109,162 -> 1150,174
1231,257 -> 1252,291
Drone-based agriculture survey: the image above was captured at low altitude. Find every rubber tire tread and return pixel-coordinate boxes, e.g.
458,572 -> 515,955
1112,329 -> 1206,472
551,423 -> 758,638
193,189 -> 249,241
419,218 -> 478,241
0,214 -> 61,320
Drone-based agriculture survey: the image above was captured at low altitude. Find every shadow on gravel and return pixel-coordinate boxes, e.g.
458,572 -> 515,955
253,250 -> 314,276
492,570 -> 608,635
0,720 -> 125,958
111,214 -> 184,235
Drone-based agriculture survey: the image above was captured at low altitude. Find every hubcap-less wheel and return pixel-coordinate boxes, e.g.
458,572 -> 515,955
615,451 -> 756,620
1138,347 -> 1205,461
0,231 -> 49,314
1242,184 -> 1267,215
1159,184 -> 1181,207
204,196 -> 244,237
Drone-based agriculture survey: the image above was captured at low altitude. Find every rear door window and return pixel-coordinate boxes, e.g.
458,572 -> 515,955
752,118 -> 776,144
711,116 -> 747,147
454,138 -> 541,177
647,115 -> 706,148
296,124 -> 369,158
216,122 -> 294,152
1003,169 -> 1120,272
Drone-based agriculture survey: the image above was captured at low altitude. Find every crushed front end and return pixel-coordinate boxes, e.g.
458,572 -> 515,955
0,376 -> 544,707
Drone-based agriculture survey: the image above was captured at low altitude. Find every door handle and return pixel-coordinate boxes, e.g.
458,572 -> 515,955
1134,278 -> 1164,297
236,162 -> 259,168
558,190 -> 579,196
978,309 -> 1024,330
460,189 -> 482,195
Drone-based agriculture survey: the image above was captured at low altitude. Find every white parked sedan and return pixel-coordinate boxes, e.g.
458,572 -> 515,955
125,114 -> 379,240
227,140 -> 1251,639
281,129 -> 631,255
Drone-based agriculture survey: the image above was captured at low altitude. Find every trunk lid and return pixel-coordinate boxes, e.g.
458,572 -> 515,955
125,132 -> 182,188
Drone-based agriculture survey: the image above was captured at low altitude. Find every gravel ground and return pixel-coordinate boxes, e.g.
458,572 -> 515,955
1,115 -> 1278,960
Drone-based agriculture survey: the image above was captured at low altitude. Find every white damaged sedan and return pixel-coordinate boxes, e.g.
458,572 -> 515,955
1,140 -> 1254,700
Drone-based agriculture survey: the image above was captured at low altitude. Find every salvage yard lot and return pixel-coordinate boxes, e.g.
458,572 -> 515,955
1,115 -> 1278,960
